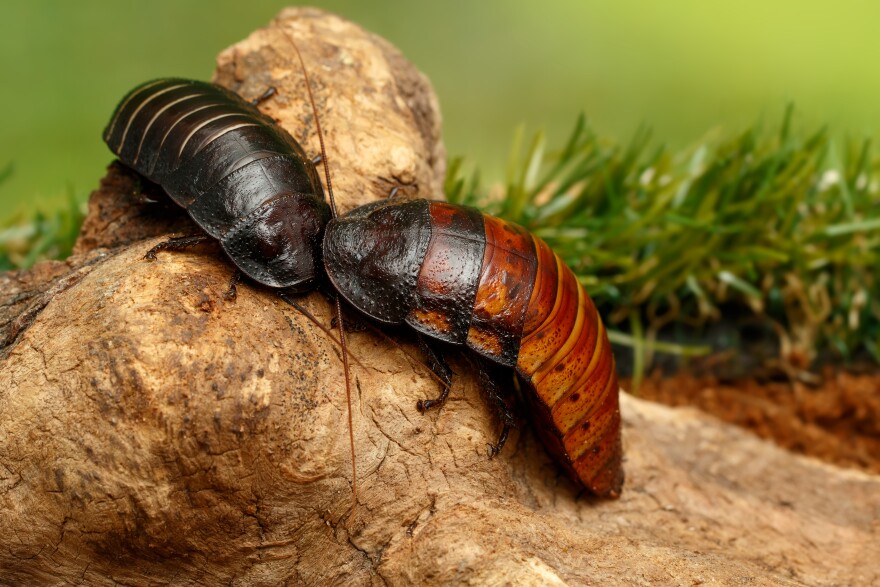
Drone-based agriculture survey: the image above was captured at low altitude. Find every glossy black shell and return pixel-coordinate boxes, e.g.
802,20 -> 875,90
104,78 -> 330,291
323,199 -> 432,323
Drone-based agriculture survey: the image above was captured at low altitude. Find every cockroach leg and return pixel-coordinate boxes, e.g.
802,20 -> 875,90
474,358 -> 517,457
144,234 -> 213,261
224,270 -> 243,301
487,425 -> 510,458
249,86 -> 276,107
416,334 -> 453,412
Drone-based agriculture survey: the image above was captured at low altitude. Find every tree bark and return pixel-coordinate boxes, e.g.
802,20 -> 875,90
1,8 -> 877,586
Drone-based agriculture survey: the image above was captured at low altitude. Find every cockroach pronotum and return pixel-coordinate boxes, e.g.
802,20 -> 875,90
323,199 -> 624,497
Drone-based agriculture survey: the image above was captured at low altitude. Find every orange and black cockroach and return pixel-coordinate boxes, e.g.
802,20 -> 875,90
323,199 -> 623,498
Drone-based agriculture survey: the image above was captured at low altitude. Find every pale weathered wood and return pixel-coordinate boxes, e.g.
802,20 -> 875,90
0,8 -> 877,586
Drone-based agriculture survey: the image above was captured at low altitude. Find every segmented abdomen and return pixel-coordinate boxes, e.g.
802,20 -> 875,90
408,202 -> 623,496
515,237 -> 622,497
103,78 -> 330,290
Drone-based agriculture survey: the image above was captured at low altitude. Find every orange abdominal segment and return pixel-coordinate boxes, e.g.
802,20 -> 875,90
407,203 -> 486,344
515,236 -> 623,497
465,214 -> 537,366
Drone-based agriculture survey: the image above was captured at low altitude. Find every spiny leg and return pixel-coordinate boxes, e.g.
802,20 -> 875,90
415,334 -> 453,412
250,86 -> 276,107
224,270 -> 243,302
473,358 -> 517,458
144,234 -> 213,260
380,176 -> 418,200
489,426 -> 510,458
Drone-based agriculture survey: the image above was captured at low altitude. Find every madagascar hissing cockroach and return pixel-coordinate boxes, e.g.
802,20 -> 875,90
103,77 -> 330,292
323,199 -> 624,498
102,45 -> 358,497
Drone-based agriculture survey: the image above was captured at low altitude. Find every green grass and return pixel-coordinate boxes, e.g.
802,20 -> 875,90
0,163 -> 83,272
449,107 -> 880,379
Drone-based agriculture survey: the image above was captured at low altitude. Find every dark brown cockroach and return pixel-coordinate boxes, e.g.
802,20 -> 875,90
102,46 -> 358,497
323,199 -> 624,498
103,77 -> 330,291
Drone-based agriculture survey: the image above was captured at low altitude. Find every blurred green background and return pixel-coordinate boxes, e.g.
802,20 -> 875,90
2,0 -> 879,223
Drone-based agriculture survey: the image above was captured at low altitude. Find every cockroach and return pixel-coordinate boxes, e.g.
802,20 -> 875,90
323,199 -> 624,498
103,77 -> 330,292
102,42 -> 358,496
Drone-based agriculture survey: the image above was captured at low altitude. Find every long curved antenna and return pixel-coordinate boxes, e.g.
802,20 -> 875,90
285,30 -> 357,503
289,37 -> 336,217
